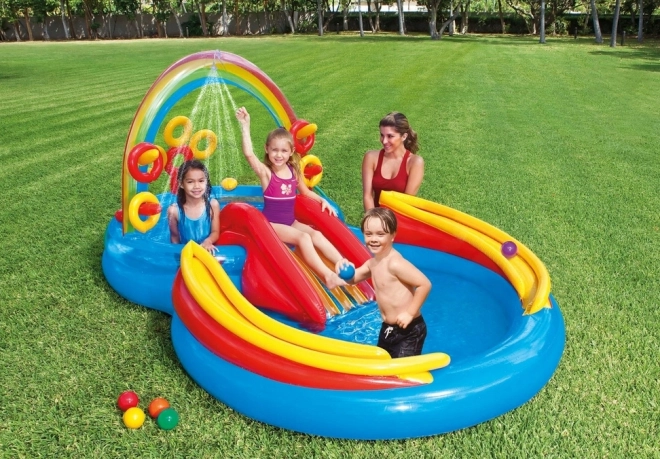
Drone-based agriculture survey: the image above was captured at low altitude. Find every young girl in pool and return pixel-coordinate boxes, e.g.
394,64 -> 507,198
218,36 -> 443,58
235,106 -> 347,290
167,159 -> 220,254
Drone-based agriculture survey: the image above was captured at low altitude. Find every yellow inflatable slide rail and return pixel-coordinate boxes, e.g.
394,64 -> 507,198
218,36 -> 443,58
379,191 -> 551,315
180,242 -> 451,383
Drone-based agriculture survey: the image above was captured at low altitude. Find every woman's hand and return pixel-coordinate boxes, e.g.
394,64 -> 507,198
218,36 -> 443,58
321,198 -> 337,217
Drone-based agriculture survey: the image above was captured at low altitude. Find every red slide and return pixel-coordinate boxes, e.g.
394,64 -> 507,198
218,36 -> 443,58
218,197 -> 373,330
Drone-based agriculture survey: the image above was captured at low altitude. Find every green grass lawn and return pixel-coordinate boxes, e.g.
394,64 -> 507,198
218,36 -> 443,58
1,35 -> 659,457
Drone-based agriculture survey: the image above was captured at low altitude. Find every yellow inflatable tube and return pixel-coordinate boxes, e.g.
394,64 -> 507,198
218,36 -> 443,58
380,192 -> 551,315
181,243 -> 451,376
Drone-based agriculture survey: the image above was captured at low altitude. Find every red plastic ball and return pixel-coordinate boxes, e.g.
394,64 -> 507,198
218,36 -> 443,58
117,391 -> 139,412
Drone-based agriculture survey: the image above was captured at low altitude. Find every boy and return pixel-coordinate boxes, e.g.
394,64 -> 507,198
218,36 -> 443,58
340,207 -> 431,358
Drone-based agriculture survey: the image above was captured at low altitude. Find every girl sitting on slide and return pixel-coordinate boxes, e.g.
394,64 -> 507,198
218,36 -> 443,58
235,107 -> 348,290
167,159 -> 220,254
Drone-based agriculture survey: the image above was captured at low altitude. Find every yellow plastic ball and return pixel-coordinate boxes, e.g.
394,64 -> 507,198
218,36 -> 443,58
221,177 -> 238,191
123,407 -> 146,429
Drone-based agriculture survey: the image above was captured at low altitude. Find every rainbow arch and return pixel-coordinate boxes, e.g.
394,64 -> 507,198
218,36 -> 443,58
121,50 -> 299,233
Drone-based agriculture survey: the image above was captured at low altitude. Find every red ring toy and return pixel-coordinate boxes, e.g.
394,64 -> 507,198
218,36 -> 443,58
127,142 -> 165,183
289,120 -> 316,156
165,146 -> 194,193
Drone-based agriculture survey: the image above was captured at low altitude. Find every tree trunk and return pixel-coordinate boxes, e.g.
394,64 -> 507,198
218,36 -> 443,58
429,2 -> 438,39
366,0 -> 375,32
13,20 -> 22,41
358,0 -> 364,36
460,0 -> 470,34
318,0 -> 323,35
590,0 -> 602,43
497,0 -> 505,33
439,11 -> 459,37
198,2 -> 209,36
449,0 -> 454,35
397,0 -> 404,35
282,0 -> 295,33
22,9 -> 34,40
343,2 -> 348,30
539,0 -> 546,42
59,0 -> 71,39
637,0 -> 643,42
610,0 -> 621,47
173,5 -> 184,37
41,20 -> 50,40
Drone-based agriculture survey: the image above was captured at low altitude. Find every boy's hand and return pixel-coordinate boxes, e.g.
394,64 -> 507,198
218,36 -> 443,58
395,312 -> 415,329
321,199 -> 337,217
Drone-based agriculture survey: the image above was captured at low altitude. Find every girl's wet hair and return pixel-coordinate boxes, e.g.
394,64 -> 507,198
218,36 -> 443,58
379,112 -> 419,154
361,207 -> 398,234
263,127 -> 301,179
176,159 -> 213,223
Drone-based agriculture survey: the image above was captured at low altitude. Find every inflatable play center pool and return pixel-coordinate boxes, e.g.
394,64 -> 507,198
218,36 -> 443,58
102,50 -> 565,440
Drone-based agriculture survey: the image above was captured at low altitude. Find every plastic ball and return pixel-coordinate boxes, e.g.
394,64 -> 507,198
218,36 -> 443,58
501,241 -> 518,258
148,397 -> 170,419
221,177 -> 238,191
338,264 -> 355,280
157,407 -> 179,430
117,391 -> 139,412
123,407 -> 146,429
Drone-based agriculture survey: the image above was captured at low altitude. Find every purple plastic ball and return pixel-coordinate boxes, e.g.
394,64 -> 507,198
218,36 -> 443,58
501,241 -> 518,258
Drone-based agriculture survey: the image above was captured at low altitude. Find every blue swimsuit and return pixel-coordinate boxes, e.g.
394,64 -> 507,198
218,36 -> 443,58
177,205 -> 211,244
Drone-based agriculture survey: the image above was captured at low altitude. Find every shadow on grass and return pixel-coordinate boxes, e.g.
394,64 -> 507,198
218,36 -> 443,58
589,45 -> 660,72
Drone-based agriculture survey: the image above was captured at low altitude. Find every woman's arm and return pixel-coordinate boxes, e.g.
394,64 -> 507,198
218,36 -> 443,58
362,150 -> 377,211
404,154 -> 425,196
167,204 -> 180,244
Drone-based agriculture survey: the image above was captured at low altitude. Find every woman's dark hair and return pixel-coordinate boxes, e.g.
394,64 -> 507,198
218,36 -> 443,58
176,159 -> 213,223
379,112 -> 419,154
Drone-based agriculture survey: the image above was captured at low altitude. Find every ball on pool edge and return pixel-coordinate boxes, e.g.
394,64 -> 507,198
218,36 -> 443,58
117,391 -> 139,412
123,407 -> 146,429
501,241 -> 518,258
221,177 -> 238,191
157,407 -> 180,430
338,264 -> 355,280
148,397 -> 170,419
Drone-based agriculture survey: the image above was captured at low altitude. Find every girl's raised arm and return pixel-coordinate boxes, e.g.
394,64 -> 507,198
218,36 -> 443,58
235,107 -> 270,183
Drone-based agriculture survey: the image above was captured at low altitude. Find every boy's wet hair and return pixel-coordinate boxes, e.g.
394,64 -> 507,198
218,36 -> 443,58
361,207 -> 398,234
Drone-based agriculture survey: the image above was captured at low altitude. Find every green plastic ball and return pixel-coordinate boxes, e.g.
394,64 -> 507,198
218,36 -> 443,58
157,407 -> 179,430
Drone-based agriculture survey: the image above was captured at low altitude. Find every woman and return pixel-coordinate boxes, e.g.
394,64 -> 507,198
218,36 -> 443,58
362,112 -> 424,211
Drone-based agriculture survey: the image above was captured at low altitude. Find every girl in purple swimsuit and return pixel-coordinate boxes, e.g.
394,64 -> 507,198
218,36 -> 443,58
236,107 -> 348,290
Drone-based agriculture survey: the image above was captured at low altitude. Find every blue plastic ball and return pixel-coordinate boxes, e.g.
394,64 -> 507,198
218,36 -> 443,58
338,264 -> 355,280
501,241 -> 518,258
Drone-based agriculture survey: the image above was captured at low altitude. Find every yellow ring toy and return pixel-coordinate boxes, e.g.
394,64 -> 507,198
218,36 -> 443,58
190,129 -> 218,160
300,154 -> 323,188
164,116 -> 193,147
128,192 -> 161,233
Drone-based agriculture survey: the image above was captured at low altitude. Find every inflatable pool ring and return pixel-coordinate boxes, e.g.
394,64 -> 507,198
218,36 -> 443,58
127,142 -> 165,183
289,120 -> 316,155
190,129 -> 218,160
164,116 -> 193,147
128,192 -> 161,233
300,155 -> 323,188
